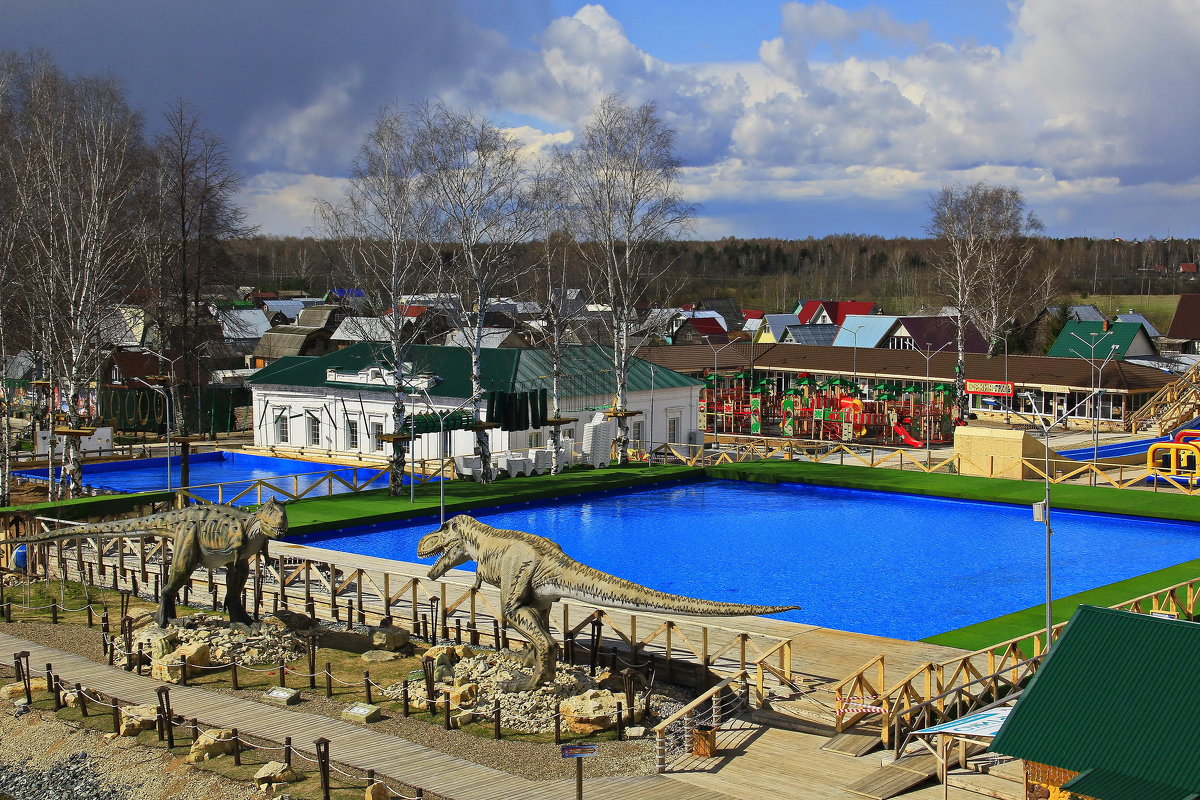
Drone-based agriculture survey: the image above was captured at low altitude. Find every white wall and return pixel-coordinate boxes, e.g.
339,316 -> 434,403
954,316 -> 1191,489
250,383 -> 701,460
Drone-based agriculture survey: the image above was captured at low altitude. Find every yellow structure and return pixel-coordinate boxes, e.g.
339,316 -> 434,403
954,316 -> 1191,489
953,426 -> 1073,480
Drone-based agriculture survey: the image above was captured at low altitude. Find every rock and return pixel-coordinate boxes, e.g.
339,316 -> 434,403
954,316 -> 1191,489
151,642 -> 211,683
365,782 -> 392,800
432,653 -> 454,682
626,725 -> 647,738
370,625 -> 411,652
450,682 -> 478,709
253,760 -> 299,789
118,704 -> 160,736
186,728 -> 235,762
263,609 -> 317,631
0,678 -> 46,699
453,710 -> 476,727
559,689 -> 620,735
360,650 -> 402,663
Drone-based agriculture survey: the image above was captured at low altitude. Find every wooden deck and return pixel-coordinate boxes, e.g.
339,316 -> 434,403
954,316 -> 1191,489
0,630 -> 983,800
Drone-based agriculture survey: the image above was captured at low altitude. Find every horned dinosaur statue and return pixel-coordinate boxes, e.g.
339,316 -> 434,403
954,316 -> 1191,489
417,514 -> 800,690
7,498 -> 287,628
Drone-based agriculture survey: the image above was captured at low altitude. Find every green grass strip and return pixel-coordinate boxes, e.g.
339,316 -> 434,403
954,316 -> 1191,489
0,490 -> 176,519
704,459 -> 1200,522
285,463 -> 703,535
923,559 -> 1200,651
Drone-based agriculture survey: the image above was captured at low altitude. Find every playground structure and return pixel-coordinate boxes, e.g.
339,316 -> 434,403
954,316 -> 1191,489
1146,428 -> 1200,485
701,371 -> 955,446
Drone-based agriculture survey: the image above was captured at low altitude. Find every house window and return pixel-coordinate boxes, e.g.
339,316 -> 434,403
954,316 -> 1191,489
372,421 -> 384,452
275,414 -> 289,443
347,419 -> 359,449
667,416 -> 680,443
527,431 -> 543,449
307,415 -> 321,446
631,421 -> 644,443
562,427 -> 575,440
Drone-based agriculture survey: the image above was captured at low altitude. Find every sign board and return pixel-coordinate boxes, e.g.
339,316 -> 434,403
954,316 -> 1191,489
1032,502 -> 1046,522
965,380 -> 1015,397
342,702 -> 383,723
561,744 -> 599,758
262,686 -> 300,706
1151,610 -> 1179,619
913,707 -> 1012,738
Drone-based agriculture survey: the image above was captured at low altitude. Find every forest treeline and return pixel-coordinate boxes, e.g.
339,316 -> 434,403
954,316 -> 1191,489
229,233 -> 1200,315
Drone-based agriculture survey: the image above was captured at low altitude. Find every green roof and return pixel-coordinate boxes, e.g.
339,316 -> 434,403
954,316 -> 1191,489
247,343 -> 702,398
990,606 -> 1200,797
1046,320 -> 1146,360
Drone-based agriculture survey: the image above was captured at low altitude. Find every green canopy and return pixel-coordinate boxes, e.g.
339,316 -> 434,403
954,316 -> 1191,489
901,384 -> 923,395
931,383 -> 957,398
822,377 -> 850,389
843,384 -> 863,396
795,374 -> 819,386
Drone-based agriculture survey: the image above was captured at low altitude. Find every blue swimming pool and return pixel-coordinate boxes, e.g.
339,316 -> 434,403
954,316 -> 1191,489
14,451 -> 392,505
294,479 -> 1200,641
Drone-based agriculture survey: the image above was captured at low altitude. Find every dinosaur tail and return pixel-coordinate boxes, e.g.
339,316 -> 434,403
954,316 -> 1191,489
2,522 -> 157,546
547,562 -> 799,617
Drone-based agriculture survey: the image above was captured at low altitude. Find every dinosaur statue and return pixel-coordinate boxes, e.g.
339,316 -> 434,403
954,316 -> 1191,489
417,515 -> 800,690
7,499 -> 287,628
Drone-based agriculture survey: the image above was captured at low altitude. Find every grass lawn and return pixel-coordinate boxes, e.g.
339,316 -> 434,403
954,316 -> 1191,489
284,462 -> 703,535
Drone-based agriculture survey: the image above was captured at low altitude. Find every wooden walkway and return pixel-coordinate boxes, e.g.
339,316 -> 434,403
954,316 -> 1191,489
0,631 -> 983,800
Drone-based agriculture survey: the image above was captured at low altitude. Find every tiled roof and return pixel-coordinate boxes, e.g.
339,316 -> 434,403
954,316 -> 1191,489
990,606 -> 1200,798
1168,294 -> 1200,339
637,343 -> 1171,393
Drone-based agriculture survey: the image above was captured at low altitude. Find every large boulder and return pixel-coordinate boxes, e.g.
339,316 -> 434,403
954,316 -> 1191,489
0,678 -> 46,699
118,704 -> 160,736
449,682 -> 478,709
186,728 -> 235,763
152,642 -> 211,683
253,760 -> 299,789
559,689 -> 620,735
262,609 -> 317,632
365,783 -> 392,800
361,650 -> 402,663
370,626 -> 411,652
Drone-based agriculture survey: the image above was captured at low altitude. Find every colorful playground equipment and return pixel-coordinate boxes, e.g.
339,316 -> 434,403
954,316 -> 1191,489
701,372 -> 955,445
1146,429 -> 1200,483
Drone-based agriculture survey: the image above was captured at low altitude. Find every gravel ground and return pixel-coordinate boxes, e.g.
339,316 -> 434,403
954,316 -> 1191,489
0,619 -> 664,781
0,706 -> 253,800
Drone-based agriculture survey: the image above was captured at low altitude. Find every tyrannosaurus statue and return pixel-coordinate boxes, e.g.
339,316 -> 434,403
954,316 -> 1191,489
417,514 -> 800,690
7,498 -> 287,627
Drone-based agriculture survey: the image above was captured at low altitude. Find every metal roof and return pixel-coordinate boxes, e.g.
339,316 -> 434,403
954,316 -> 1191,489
782,324 -> 837,346
1114,312 -> 1161,338
1046,321 -> 1152,360
331,317 -> 392,343
831,315 -> 896,348
216,308 -> 271,340
990,606 -> 1200,797
247,342 -> 702,399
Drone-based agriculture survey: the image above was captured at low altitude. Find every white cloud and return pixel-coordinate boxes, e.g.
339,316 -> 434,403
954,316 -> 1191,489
239,172 -> 349,237
243,69 -> 365,173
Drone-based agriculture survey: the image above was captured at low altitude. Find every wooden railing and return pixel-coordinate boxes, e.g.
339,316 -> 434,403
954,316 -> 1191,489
653,670 -> 749,773
833,573 -> 1200,747
1127,360 -> 1200,434
11,524 -> 792,698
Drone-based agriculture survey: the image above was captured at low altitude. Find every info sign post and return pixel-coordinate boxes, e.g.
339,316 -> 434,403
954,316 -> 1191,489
562,744 -> 598,800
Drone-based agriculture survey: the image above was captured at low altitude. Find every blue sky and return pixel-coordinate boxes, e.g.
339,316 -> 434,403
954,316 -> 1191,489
3,1 -> 1198,240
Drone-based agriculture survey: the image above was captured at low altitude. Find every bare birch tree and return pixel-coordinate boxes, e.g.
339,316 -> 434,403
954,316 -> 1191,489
926,181 -> 1043,416
316,107 -> 436,495
146,99 -> 252,434
558,95 -> 694,464
414,101 -> 545,483
3,53 -> 147,496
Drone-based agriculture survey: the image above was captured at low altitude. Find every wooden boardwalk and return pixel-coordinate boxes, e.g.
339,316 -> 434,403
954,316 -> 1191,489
0,631 -> 984,800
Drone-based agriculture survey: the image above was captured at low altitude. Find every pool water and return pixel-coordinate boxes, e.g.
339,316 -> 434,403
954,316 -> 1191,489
14,451 -> 393,505
294,479 -> 1200,640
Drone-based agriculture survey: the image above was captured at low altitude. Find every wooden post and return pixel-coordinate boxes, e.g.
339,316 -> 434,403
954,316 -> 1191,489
554,712 -> 561,745
401,680 -> 409,718
325,663 -> 332,698
443,689 -> 452,730
364,671 -> 372,705
50,601 -> 57,625
75,683 -> 88,717
231,662 -> 239,691
51,671 -> 61,710
314,738 -> 331,800
493,698 -> 501,740
179,655 -> 188,686
284,736 -> 292,767
308,632 -> 317,689
231,728 -> 241,766
110,694 -> 120,733
617,701 -> 624,741
136,643 -> 144,676
279,659 -> 286,689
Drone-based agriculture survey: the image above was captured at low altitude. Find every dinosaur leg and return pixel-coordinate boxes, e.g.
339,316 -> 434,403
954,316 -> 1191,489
520,607 -> 557,668
502,605 -> 559,691
157,535 -> 199,628
223,558 -> 254,624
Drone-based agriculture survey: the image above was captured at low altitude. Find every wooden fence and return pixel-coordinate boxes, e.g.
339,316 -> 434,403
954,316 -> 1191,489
8,521 -> 794,698
833,573 -> 1200,748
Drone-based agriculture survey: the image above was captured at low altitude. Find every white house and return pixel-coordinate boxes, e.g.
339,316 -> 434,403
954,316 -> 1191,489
246,343 -> 704,462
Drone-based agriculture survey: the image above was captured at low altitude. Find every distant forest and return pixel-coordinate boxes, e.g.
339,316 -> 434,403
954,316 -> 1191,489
229,234 -> 1200,316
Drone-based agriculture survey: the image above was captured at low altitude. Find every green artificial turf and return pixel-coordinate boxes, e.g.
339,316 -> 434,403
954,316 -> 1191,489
0,490 -> 176,519
923,559 -> 1200,651
705,459 -> 1200,522
284,463 -> 703,535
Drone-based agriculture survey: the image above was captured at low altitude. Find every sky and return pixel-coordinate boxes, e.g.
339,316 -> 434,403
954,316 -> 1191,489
3,0 -> 1198,241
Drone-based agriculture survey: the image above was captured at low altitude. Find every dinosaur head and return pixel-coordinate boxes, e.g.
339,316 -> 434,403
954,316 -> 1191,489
255,498 -> 288,540
417,517 -> 471,580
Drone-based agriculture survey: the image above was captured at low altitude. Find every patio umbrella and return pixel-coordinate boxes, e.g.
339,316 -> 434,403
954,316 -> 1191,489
822,377 -> 849,389
874,382 -> 901,398
843,383 -> 863,397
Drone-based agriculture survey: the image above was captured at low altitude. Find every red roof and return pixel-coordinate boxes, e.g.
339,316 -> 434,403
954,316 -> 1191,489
688,317 -> 726,336
742,309 -> 765,320
797,300 -> 877,326
1181,263 -> 1198,273
679,303 -> 696,311
386,305 -> 429,317
796,300 -> 825,324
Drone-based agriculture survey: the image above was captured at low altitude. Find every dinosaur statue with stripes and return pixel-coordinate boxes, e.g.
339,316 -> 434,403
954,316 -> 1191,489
7,499 -> 287,628
417,514 -> 800,691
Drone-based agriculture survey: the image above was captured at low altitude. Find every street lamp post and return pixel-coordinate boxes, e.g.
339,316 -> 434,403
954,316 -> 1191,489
985,388 -> 1106,651
847,326 -> 864,390
413,379 -> 484,526
703,337 -> 740,435
133,378 -> 172,492
1067,331 -> 1118,482
917,341 -> 951,463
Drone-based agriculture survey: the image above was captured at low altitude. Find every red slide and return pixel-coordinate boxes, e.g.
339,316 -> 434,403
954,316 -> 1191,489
893,423 -> 923,447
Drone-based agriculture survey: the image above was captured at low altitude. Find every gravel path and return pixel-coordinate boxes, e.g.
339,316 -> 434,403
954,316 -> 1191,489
0,707 -> 252,800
